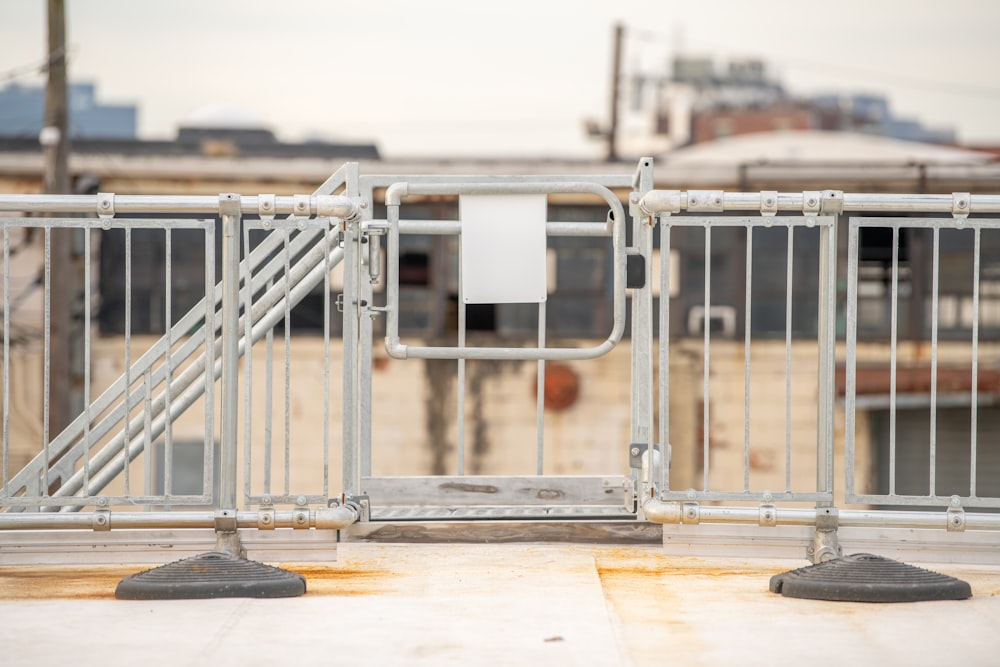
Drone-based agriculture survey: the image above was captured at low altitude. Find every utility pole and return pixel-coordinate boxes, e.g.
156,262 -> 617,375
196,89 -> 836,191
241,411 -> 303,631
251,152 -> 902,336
606,22 -> 624,162
43,0 -> 74,436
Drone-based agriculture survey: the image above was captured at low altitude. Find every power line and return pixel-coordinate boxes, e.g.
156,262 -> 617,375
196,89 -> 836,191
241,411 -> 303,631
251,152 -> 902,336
0,47 -> 69,85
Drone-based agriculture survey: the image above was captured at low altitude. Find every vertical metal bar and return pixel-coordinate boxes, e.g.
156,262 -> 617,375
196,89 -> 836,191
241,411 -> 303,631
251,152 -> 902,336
970,227 -> 981,497
122,226 -> 131,497
816,217 -> 837,499
659,220 -> 671,493
323,225 -> 331,496
219,195 -> 241,511
536,302 -> 546,475
2,226 -> 9,495
43,227 -> 51,494
283,229 -> 292,495
203,222 -> 215,505
242,225 -> 253,500
784,225 -> 794,493
354,169 -> 373,482
845,221 -> 860,498
264,276 -> 274,496
929,227 -> 940,496
83,227 -> 91,492
743,224 -> 753,493
342,211 -> 361,496
143,367 -> 152,501
888,225 -> 900,496
702,224 -> 711,492
631,213 -> 655,483
457,288 -> 466,476
164,228 -> 173,496
358,232 -> 374,481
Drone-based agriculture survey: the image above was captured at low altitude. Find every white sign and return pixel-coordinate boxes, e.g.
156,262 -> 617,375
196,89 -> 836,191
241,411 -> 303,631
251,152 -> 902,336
459,194 -> 548,304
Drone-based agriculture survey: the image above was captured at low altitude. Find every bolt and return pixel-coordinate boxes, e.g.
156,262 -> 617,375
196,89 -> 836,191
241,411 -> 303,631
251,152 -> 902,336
951,495 -> 962,507
629,193 -> 640,203
764,218 -> 774,227
359,200 -> 369,209
262,201 -> 272,210
261,514 -> 271,524
713,195 -> 723,205
763,492 -> 773,502
102,220 -> 111,230
807,218 -> 816,227
296,495 -> 307,506
765,198 -> 775,207
263,220 -> 272,229
97,497 -> 108,507
96,515 -> 106,525
764,511 -> 773,521
689,197 -> 699,206
297,220 -> 306,230
262,495 -> 272,505
807,198 -> 818,207
686,489 -> 697,500
958,199 -> 968,209
100,200 -> 111,209
630,447 -> 640,457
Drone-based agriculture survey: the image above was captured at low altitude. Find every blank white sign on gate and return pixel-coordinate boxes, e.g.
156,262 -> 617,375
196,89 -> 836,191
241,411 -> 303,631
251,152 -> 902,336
459,194 -> 547,304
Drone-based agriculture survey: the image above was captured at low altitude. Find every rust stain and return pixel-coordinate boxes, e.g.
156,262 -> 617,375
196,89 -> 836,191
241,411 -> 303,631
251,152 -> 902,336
439,482 -> 499,494
0,564 -> 399,600
285,565 -> 398,597
0,566 -> 139,600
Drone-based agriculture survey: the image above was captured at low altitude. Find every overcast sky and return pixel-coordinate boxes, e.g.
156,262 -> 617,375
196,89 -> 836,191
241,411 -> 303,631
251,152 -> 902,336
3,0 -> 999,158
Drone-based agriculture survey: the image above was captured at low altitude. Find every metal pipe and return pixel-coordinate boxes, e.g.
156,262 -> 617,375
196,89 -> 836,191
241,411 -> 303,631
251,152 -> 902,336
639,191 -> 1000,215
0,194 -> 360,219
642,498 -> 1000,530
0,505 -> 359,531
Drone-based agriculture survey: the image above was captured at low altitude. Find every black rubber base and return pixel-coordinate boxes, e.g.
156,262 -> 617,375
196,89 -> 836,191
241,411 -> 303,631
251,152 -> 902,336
770,553 -> 971,603
115,552 -> 306,600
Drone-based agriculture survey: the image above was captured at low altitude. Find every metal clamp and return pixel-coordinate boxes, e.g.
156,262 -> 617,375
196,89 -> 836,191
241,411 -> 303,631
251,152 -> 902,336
759,503 -> 777,527
291,510 -> 310,528
802,191 -> 821,215
214,509 -> 238,532
952,192 -> 971,219
819,190 -> 844,215
291,194 -> 311,217
760,191 -> 778,216
93,507 -> 111,531
96,192 -> 115,219
258,194 -> 276,221
947,496 -> 966,531
686,190 -> 725,213
258,507 -> 276,530
681,501 -> 700,525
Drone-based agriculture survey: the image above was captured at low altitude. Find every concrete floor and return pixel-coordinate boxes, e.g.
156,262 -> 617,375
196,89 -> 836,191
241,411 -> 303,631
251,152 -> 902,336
1,543 -> 999,667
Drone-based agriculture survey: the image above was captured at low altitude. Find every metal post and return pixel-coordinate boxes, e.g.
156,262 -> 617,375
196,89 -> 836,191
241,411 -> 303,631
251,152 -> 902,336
630,159 -> 655,502
216,194 -> 243,556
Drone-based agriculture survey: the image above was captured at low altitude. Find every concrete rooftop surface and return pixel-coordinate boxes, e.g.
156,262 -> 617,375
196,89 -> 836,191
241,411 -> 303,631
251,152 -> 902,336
1,543 -> 999,667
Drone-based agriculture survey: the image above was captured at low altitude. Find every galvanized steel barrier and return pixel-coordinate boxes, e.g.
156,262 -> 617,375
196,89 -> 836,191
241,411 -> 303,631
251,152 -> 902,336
1,158 -> 999,562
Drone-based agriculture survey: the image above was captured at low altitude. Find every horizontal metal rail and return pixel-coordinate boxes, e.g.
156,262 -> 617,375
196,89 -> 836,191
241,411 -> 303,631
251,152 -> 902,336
639,190 -> 1000,215
0,194 -> 361,218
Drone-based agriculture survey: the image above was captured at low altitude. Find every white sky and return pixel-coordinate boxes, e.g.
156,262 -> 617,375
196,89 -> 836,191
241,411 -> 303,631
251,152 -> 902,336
2,0 -> 999,158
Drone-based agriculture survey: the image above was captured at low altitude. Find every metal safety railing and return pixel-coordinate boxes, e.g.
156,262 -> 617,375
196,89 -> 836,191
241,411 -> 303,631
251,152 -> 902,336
1,158 -> 1000,563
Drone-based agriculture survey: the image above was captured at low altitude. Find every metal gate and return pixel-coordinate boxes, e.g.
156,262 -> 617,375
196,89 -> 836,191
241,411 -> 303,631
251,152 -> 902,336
3,159 -> 1000,564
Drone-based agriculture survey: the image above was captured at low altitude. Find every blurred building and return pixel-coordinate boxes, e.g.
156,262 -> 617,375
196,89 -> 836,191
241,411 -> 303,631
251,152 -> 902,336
618,56 -> 956,156
0,81 -> 137,139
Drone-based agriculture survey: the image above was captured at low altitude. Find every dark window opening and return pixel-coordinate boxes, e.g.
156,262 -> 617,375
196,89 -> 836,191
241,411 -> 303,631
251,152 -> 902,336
399,252 -> 430,286
447,295 -> 497,332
